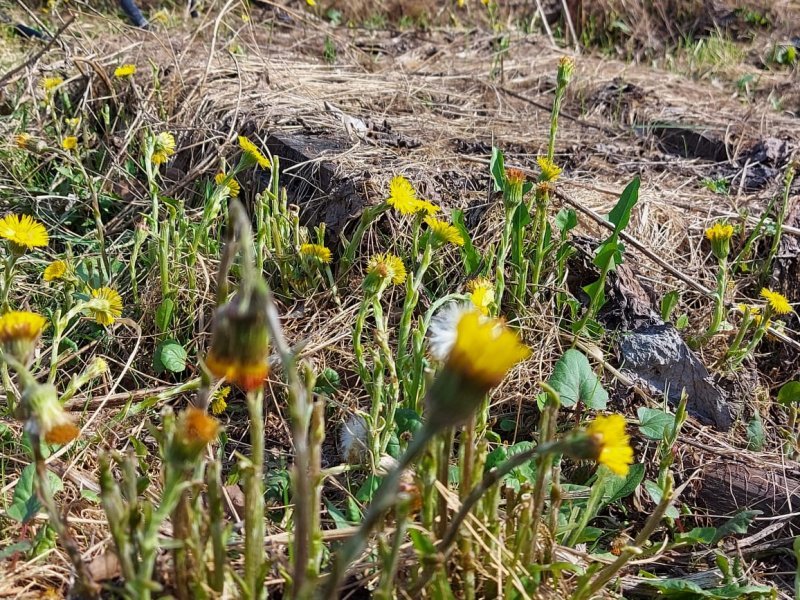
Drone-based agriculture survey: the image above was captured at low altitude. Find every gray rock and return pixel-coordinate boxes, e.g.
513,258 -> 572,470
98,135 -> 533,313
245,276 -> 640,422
619,324 -> 735,430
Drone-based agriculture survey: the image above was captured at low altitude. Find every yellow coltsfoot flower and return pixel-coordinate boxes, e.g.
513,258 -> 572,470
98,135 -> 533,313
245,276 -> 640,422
705,221 -> 734,260
467,277 -> 495,315
215,172 -> 240,197
760,288 -> 792,315
43,260 -> 68,281
425,216 -> 464,247
61,136 -> 78,151
366,252 -> 407,287
87,287 -> 123,326
585,414 -> 634,476
537,156 -> 562,182
428,309 -> 530,428
300,243 -> 332,264
0,311 -> 47,363
41,76 -> 63,92
386,176 -> 440,216
114,64 -> 136,78
0,214 -> 49,252
151,132 -> 176,165
210,386 -> 231,415
238,135 -> 271,169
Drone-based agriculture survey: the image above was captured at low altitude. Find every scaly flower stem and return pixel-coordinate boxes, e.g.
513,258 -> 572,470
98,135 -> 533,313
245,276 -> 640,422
322,423 -> 437,599
243,389 -> 265,599
572,474 -> 675,600
566,469 -> 607,546
530,192 -> 550,291
340,203 -> 390,275
729,305 -> 775,369
762,166 -> 795,285
704,257 -> 728,341
397,240 -> 433,394
494,205 -> 516,309
30,434 -> 99,598
0,253 -> 19,312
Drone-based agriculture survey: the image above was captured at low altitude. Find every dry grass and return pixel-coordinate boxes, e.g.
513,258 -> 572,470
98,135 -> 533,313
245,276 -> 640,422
0,0 -> 799,597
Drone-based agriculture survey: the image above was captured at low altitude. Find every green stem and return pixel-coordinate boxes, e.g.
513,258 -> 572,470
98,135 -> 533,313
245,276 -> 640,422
243,390 -> 265,599
1,253 -> 19,312
321,424 -> 437,599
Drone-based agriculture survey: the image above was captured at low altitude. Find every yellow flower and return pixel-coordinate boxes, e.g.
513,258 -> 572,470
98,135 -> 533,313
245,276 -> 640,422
114,64 -> 136,78
15,133 -> 31,149
0,214 -> 49,251
585,414 -> 634,477
215,172 -> 240,197
705,222 -> 734,243
537,157 -> 562,182
210,386 -> 231,415
300,243 -> 332,264
61,136 -> 78,151
65,117 -> 81,128
557,56 -> 575,87
0,311 -> 47,363
87,287 -> 123,326
43,260 -> 68,281
760,288 -> 793,315
427,309 -> 529,428
306,0 -> 317,6
387,175 -> 419,214
467,277 -> 495,315
424,216 -> 464,246
24,383 -> 79,445
238,135 -> 271,169
367,253 -> 407,286
41,76 -> 63,91
152,132 -> 176,165
446,310 -> 530,392
386,176 -> 439,216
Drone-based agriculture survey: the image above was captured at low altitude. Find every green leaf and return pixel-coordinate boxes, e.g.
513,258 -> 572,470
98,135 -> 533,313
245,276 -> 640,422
777,381 -> 800,406
355,475 -> 381,504
593,240 -> 621,271
452,210 -> 480,275
607,177 -> 640,233
512,203 -> 531,229
155,297 -> 175,333
675,527 -> 717,545
582,279 -> 606,313
546,349 -> 609,409
0,541 -> 32,560
661,290 -> 680,322
555,208 -> 578,233
409,529 -> 437,556
490,147 -> 506,192
395,408 -> 424,435
7,464 -> 63,523
313,367 -> 340,396
637,407 -> 676,440
603,463 -> 645,505
484,443 -> 537,492
746,415 -> 765,451
644,479 -> 679,519
154,339 -> 188,374
676,314 -> 689,330
324,499 -> 353,529
712,509 -> 762,543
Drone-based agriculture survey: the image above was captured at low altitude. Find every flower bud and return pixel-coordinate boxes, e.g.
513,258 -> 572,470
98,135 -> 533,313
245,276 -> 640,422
23,382 -> 79,445
205,281 -> 270,391
704,222 -> 734,261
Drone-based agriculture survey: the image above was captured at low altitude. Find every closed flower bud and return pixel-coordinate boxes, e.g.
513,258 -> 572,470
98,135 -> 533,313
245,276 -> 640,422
23,382 -> 79,445
206,281 -> 271,391
171,406 -> 220,462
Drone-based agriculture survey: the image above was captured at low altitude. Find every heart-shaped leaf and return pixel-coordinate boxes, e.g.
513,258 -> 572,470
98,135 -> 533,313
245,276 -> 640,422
546,349 -> 609,409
